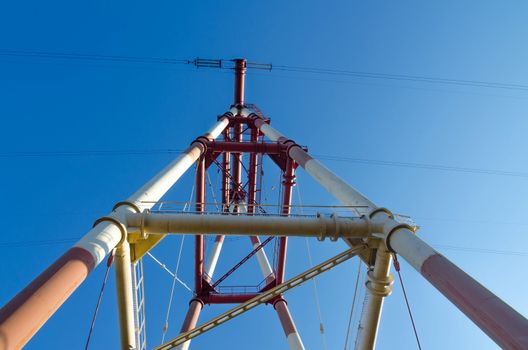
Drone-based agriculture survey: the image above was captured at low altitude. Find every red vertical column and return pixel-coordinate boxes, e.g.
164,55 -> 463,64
221,128 -> 231,212
232,59 -> 246,211
247,128 -> 258,214
277,158 -> 296,284
195,156 -> 205,293
231,121 -> 244,207
233,59 -> 246,107
273,157 -> 304,350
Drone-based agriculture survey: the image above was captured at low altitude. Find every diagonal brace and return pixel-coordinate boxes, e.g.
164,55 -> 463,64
154,245 -> 367,350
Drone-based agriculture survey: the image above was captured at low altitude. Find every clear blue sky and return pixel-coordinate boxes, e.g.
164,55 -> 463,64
1,1 -> 527,349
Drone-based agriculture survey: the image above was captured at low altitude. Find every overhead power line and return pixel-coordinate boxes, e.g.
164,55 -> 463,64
0,50 -> 189,65
314,154 -> 528,178
1,50 -> 527,92
1,148 -> 526,179
273,64 -> 528,92
0,149 -> 181,157
1,238 -> 527,257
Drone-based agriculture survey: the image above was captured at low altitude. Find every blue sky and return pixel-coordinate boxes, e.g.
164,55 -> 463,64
1,1 -> 527,349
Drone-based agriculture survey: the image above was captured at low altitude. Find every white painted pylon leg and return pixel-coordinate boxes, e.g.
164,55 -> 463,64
246,236 -> 305,350
274,299 -> 305,350
249,236 -> 275,283
174,299 -> 203,350
204,235 -> 225,282
176,235 -> 224,350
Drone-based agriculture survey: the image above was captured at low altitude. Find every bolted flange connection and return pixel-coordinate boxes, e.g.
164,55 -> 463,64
365,268 -> 394,297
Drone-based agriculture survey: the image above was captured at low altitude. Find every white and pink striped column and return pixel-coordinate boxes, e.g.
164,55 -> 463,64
0,116 -> 230,350
388,227 -> 528,350
273,298 -> 305,350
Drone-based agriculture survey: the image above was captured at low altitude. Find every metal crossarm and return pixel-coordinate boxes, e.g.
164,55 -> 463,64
154,245 -> 366,350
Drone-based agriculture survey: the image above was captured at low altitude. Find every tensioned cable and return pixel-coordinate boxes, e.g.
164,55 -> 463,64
2,50 -> 528,92
0,50 -> 189,65
85,250 -> 115,350
313,154 -> 528,178
3,148 -> 527,179
353,269 -> 370,350
349,267 -> 366,350
4,237 -> 525,258
273,64 -> 528,92
296,184 -> 329,350
343,259 -> 362,350
392,254 -> 422,350
161,184 -> 195,343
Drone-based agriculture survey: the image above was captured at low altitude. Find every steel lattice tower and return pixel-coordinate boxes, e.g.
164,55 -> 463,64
0,58 -> 527,350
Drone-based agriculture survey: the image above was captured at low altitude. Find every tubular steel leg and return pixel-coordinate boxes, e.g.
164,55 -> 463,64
156,247 -> 365,350
115,241 -> 137,350
356,245 -> 393,350
249,236 -> 275,283
231,122 -> 243,206
247,128 -> 258,214
179,236 -> 225,349
0,245 -> 98,350
174,299 -> 204,350
195,157 -> 205,293
277,159 -> 295,284
274,299 -> 305,350
233,59 -> 246,107
386,223 -> 528,350
204,235 -> 225,282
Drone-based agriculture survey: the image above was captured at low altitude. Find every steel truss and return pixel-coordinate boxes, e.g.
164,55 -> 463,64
0,58 -> 527,350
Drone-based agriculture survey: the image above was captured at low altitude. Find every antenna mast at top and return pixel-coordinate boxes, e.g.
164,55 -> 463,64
233,58 -> 246,107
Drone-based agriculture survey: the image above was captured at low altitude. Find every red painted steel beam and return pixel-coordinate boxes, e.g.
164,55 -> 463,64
247,129 -> 259,214
227,115 -> 254,127
205,293 -> 260,304
233,59 -> 246,107
195,157 -> 205,293
221,128 -> 231,212
231,122 -> 244,204
207,140 -> 282,155
276,158 -> 296,284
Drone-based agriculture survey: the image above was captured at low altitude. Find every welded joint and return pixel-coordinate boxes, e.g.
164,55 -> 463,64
365,269 -> 394,297
384,225 -> 416,253
191,136 -> 209,153
248,112 -> 270,127
329,214 -> 340,242
272,296 -> 288,308
368,207 -> 416,252
217,111 -> 234,121
368,207 -> 394,220
113,201 -> 141,214
315,213 -> 330,241
93,215 -> 128,245
229,106 -> 250,117
188,297 -> 204,307
138,209 -> 151,240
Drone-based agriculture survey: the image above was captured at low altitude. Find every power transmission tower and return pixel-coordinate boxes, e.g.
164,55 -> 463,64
0,58 -> 527,350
